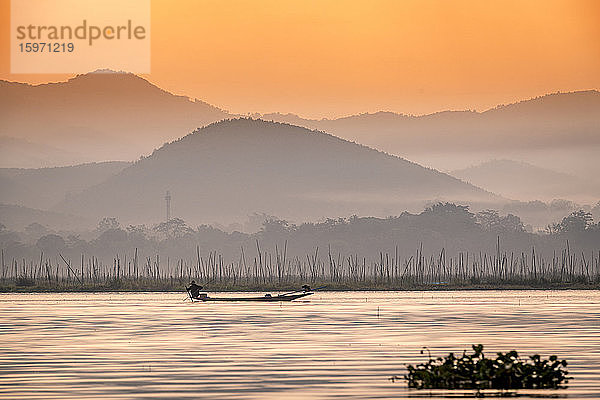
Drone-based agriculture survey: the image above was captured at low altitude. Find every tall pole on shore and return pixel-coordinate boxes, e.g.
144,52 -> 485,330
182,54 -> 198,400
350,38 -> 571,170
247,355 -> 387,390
165,191 -> 171,222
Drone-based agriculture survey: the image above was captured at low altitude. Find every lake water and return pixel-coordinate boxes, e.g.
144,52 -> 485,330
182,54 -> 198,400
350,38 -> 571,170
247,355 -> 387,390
1,291 -> 599,399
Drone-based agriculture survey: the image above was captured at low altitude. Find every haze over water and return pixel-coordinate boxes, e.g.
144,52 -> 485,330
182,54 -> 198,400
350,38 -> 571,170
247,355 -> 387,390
1,291 -> 599,399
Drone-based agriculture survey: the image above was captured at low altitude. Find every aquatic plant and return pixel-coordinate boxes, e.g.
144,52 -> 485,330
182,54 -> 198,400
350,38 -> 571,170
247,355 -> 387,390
399,344 -> 569,390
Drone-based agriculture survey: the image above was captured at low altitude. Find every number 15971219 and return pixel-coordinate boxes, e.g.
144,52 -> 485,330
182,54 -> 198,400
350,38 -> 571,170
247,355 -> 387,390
19,42 -> 74,52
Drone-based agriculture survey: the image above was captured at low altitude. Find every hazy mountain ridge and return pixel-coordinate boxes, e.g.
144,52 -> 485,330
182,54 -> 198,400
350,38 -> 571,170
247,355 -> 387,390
55,118 -> 500,225
0,161 -> 131,211
0,136 -> 85,168
2,71 -> 598,171
451,159 -> 600,203
262,90 -> 600,181
2,71 -> 597,210
0,71 -> 232,162
483,90 -> 600,117
262,90 -> 600,149
0,203 -> 90,231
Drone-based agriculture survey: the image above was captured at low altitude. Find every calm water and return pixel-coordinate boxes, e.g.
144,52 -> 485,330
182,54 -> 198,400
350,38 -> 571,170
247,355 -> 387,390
0,291 -> 599,399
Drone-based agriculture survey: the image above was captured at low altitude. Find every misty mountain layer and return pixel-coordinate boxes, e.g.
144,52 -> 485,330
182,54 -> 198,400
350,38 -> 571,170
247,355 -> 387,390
2,71 -> 598,182
0,161 -> 131,210
55,119 -> 500,225
264,90 -> 600,152
452,160 -> 600,203
0,71 -> 230,162
263,90 -> 600,180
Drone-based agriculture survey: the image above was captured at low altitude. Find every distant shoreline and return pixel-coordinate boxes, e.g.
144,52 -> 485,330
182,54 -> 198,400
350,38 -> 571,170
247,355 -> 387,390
2,282 -> 598,293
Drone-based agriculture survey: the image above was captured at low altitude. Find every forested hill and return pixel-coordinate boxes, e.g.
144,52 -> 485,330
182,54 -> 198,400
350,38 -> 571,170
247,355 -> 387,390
56,118 -> 500,225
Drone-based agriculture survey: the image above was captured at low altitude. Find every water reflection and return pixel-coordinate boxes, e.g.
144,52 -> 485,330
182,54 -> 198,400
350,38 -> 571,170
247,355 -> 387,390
0,291 -> 598,399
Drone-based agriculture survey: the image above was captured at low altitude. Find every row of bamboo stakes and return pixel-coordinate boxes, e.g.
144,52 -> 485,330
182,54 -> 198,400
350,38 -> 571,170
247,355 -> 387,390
2,239 -> 598,288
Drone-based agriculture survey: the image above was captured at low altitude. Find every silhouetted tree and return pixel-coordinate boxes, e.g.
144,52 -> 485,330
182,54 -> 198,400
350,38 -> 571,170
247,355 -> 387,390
477,210 -> 525,233
262,217 -> 294,234
153,218 -> 193,238
36,234 -> 65,253
97,217 -> 120,232
476,210 -> 501,231
422,203 -> 475,222
126,224 -> 152,241
94,229 -> 128,250
558,210 -> 593,233
501,214 -> 526,233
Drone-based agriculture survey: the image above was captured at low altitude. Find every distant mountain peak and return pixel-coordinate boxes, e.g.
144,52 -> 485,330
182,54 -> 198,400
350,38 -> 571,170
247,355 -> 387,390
89,68 -> 128,74
158,117 -> 334,152
1,71 -> 232,165
56,116 -> 498,224
66,69 -> 158,89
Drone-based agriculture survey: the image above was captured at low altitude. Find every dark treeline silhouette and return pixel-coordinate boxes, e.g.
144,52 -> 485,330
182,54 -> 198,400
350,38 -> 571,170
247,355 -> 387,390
1,203 -> 598,291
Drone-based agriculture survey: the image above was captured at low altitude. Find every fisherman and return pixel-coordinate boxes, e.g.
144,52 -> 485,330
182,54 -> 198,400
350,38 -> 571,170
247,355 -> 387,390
186,280 -> 203,299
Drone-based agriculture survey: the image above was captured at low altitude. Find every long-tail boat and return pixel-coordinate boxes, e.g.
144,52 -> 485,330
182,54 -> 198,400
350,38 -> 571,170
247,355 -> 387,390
188,285 -> 319,302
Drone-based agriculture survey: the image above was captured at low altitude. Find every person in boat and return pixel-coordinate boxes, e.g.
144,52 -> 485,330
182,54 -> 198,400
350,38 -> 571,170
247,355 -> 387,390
186,280 -> 203,299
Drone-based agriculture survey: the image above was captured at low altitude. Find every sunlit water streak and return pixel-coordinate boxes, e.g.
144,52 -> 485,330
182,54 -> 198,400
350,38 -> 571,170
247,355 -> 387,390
0,291 -> 599,399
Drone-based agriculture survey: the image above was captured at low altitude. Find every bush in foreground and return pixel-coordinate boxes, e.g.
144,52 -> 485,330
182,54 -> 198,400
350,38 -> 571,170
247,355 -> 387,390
394,344 -> 569,390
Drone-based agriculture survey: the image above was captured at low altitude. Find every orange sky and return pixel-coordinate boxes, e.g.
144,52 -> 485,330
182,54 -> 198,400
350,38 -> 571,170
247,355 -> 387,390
1,0 -> 599,118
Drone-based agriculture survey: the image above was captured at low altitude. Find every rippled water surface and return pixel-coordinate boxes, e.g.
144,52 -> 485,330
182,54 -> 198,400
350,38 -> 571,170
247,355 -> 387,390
1,291 -> 599,399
